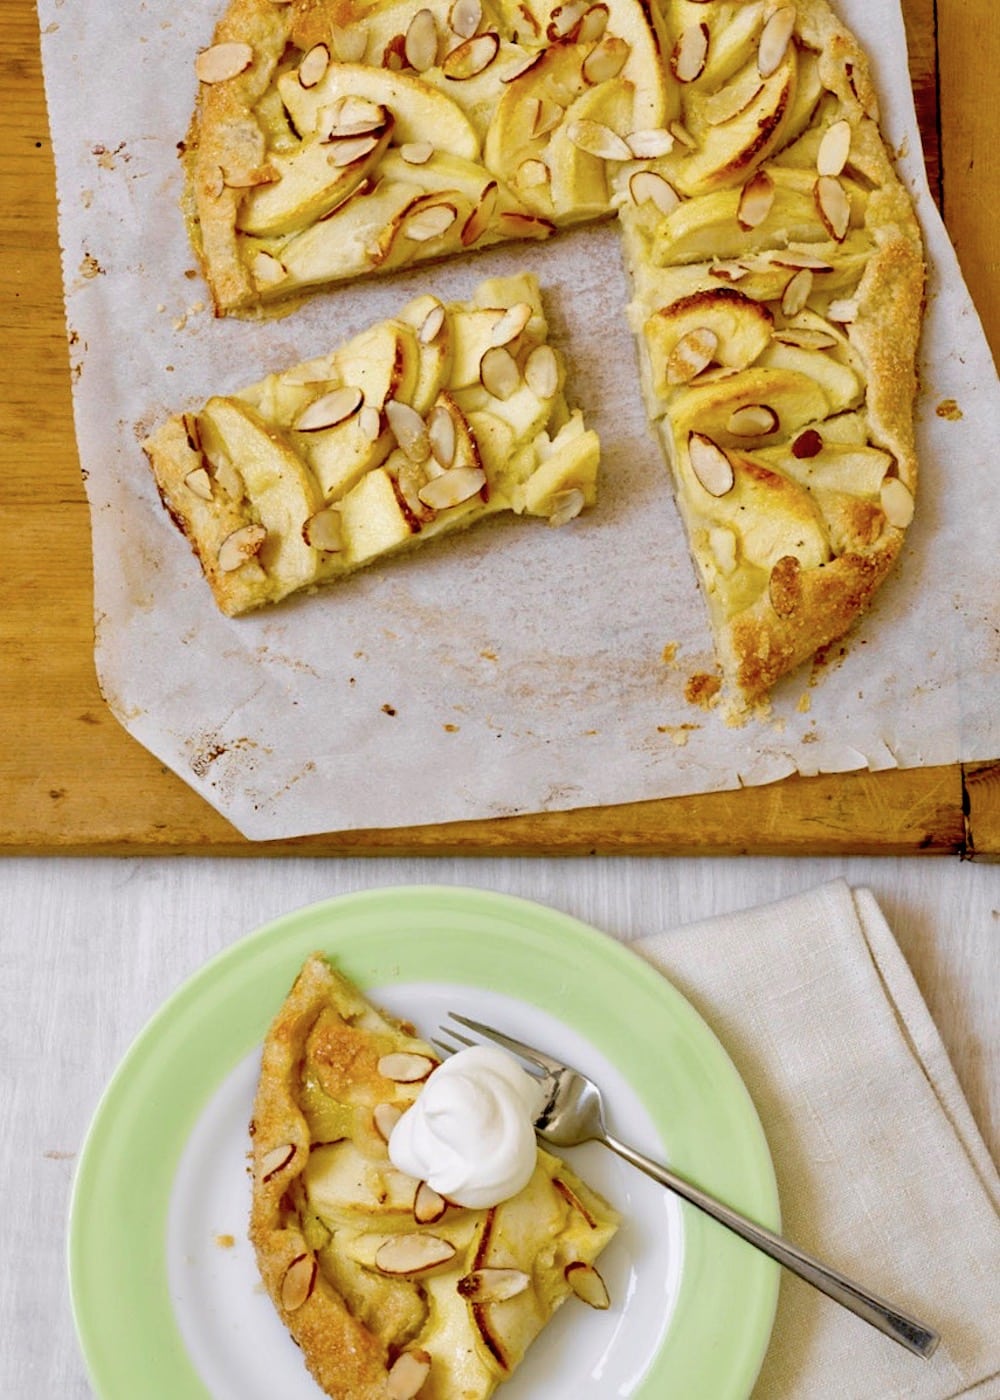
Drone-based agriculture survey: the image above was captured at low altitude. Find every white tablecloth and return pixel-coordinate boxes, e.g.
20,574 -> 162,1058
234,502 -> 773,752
4,853 -> 998,1397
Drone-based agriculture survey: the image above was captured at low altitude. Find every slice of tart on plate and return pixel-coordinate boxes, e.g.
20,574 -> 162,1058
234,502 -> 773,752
249,952 -> 619,1399
144,272 -> 599,616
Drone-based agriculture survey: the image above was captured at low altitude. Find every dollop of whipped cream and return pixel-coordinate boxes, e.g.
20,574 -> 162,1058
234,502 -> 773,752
388,1045 -> 543,1209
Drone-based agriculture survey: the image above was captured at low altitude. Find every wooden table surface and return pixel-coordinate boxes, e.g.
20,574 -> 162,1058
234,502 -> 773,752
3,0 -> 998,857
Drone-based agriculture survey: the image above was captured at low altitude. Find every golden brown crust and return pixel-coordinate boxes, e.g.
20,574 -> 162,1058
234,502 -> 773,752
248,956 -> 393,1398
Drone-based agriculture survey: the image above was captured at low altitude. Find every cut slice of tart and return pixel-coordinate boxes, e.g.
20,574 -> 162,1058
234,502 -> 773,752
249,952 -> 619,1400
617,0 -> 924,707
144,273 -> 599,615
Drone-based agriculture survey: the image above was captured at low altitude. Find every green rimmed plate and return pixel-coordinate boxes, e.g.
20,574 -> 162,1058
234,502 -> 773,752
68,885 -> 779,1398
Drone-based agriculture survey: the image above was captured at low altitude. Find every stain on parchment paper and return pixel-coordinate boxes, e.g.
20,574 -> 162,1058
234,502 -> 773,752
188,734 -> 265,784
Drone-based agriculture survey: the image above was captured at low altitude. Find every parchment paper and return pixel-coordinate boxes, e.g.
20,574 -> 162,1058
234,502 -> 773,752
37,0 -> 1000,839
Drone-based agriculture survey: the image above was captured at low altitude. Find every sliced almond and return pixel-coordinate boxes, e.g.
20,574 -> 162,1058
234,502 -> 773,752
457,1267 -> 532,1302
181,409 -> 199,451
791,428 -> 823,458
298,43 -> 330,90
625,128 -> 674,159
184,466 -> 213,500
441,31 -> 499,79
781,267 -> 813,317
373,1102 -> 404,1142
377,1049 -> 436,1082
774,326 -> 838,349
218,523 -> 266,571
582,35 -> 630,85
327,133 -> 382,168
497,211 -> 555,239
195,42 -> 253,84
281,1254 -> 317,1311
332,24 -> 367,63
405,8 -> 439,72
578,2 -> 610,42
565,1261 -> 610,1309
758,5 -> 795,78
768,554 -> 801,616
479,344 -> 521,400
703,72 -> 764,125
404,202 -> 458,241
382,34 -> 407,70
826,297 -> 858,323
709,259 -> 750,282
670,23 -> 709,84
727,403 -> 779,437
517,157 -> 550,190
880,475 -> 915,529
815,174 -> 850,241
461,181 -> 499,247
212,457 -> 244,502
548,487 -> 586,526
501,50 -> 545,83
817,118 -> 851,177
737,169 -> 775,230
414,1180 -> 448,1224
418,465 -> 486,509
250,249 -> 288,288
359,404 -> 383,440
688,433 -> 735,496
666,326 -> 719,384
221,166 -> 277,189
547,0 -> 589,39
302,508 -> 344,552
771,251 -> 834,272
428,403 -> 457,467
400,140 -> 434,165
418,302 -> 446,344
668,119 -> 697,149
295,386 -> 363,431
531,97 -> 564,138
387,1350 -> 432,1400
260,1143 -> 296,1181
322,95 -> 386,138
629,169 -> 681,215
525,344 -> 560,399
490,302 -> 533,347
566,119 -> 631,162
375,1233 -> 457,1276
449,0 -> 482,38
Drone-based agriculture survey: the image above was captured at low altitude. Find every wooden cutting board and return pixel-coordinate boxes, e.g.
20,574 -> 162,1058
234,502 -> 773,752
3,0 -> 998,856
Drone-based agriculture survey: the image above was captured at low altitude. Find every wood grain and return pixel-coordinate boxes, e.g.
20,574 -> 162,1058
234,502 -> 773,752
1,0 -> 997,857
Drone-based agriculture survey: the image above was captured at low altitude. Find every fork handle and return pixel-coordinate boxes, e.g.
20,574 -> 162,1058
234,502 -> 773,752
601,1132 -> 939,1359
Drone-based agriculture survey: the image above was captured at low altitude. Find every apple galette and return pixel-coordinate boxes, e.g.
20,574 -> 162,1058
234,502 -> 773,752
181,0 -> 923,703
144,273 -> 599,615
249,953 -> 619,1399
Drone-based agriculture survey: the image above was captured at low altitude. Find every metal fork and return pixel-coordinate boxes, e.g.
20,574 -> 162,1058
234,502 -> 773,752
438,1013 -> 939,1360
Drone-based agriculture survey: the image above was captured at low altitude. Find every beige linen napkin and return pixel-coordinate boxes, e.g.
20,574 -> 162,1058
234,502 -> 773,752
634,880 -> 1000,1400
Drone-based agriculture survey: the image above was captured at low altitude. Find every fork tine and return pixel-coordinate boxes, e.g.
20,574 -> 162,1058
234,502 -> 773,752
446,1012 -> 563,1075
